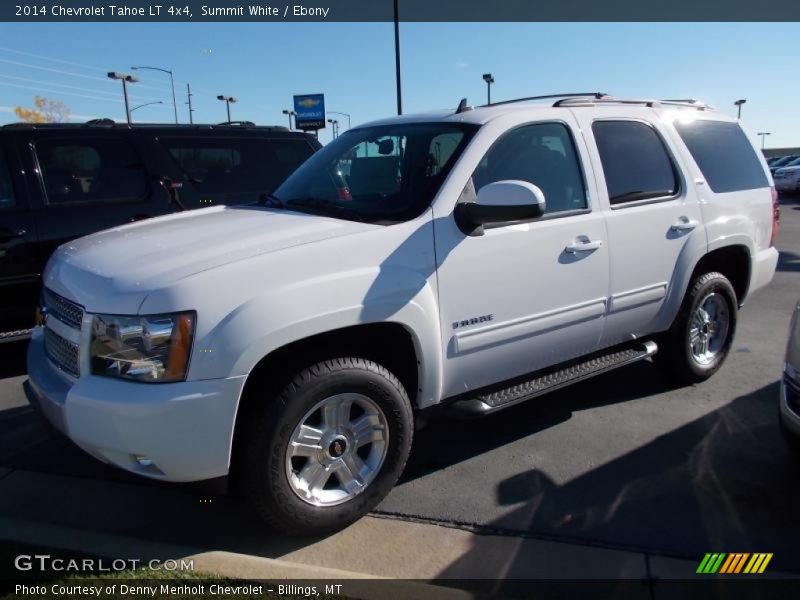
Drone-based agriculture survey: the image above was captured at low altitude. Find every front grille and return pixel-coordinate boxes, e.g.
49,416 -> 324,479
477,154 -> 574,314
43,288 -> 84,329
44,328 -> 80,377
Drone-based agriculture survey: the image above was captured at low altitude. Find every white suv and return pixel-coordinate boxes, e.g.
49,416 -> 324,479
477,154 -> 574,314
26,94 -> 779,534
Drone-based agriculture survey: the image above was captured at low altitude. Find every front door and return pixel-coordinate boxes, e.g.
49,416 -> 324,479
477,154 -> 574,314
433,114 -> 610,399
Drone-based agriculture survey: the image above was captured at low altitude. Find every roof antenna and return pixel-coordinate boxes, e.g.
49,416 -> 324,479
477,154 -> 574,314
455,98 -> 472,114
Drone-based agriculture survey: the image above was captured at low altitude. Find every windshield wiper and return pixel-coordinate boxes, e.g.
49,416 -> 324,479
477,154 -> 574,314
257,192 -> 284,208
286,197 -> 364,222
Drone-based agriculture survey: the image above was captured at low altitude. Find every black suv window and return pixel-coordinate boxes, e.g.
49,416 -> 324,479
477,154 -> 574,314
473,122 -> 587,214
161,137 -> 315,204
674,120 -> 768,193
593,121 -> 678,205
0,146 -> 15,209
36,139 -> 147,205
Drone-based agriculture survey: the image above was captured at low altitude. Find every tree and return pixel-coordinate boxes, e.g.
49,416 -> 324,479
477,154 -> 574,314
14,96 -> 71,123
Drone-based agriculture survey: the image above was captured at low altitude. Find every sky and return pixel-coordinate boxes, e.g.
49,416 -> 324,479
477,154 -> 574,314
0,22 -> 798,147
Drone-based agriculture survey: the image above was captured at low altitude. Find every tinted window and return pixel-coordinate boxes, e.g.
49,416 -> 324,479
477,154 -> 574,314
273,123 -> 476,224
674,120 -> 768,193
37,139 -> 147,205
593,121 -> 678,205
162,137 -> 315,204
473,122 -> 587,214
0,146 -> 15,209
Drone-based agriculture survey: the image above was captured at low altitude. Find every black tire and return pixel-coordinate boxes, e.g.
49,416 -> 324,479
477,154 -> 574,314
240,357 -> 413,536
657,271 -> 737,385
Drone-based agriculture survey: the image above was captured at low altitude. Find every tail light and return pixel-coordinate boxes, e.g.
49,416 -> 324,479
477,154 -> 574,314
770,186 -> 780,247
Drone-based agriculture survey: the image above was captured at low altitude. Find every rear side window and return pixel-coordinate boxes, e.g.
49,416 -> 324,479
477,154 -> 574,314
674,120 -> 768,193
592,121 -> 678,205
0,146 -> 16,209
161,137 -> 315,204
36,139 -> 148,205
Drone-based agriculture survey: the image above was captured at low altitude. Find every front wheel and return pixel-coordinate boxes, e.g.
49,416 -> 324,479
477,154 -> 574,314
240,358 -> 413,535
657,271 -> 738,385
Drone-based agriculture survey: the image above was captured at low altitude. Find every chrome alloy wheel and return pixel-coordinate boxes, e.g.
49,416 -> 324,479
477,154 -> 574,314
689,292 -> 730,365
285,393 -> 389,507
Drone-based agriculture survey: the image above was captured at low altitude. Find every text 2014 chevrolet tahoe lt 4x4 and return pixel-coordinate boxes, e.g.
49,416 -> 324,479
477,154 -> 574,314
27,94 -> 780,534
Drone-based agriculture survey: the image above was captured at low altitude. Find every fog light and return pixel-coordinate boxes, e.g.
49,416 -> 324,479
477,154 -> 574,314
134,455 -> 154,467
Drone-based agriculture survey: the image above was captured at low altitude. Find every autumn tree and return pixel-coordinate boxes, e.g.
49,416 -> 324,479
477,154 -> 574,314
14,96 -> 71,123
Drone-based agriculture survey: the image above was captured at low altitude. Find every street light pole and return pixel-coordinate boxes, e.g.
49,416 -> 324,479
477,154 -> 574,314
282,109 -> 296,130
107,71 -> 139,125
393,0 -> 402,115
328,111 -> 351,130
217,95 -> 237,121
757,132 -> 771,150
131,66 -> 178,124
186,83 -> 194,124
328,119 -> 339,139
130,100 -> 164,114
734,98 -> 746,119
482,73 -> 494,104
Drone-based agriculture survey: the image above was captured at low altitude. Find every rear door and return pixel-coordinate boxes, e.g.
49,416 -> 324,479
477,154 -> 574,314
24,131 -> 159,264
571,109 -> 706,348
0,136 -> 40,334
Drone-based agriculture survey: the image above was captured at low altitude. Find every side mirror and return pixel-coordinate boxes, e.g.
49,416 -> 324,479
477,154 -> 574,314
455,180 -> 545,235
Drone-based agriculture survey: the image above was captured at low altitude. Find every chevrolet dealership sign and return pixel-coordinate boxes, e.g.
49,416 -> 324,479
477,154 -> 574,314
293,94 -> 326,131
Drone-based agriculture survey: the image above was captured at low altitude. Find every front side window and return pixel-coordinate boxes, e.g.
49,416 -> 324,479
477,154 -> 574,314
472,122 -> 588,214
272,123 -> 477,223
161,137 -> 315,204
0,146 -> 16,209
592,121 -> 678,205
674,120 -> 768,193
36,139 -> 147,205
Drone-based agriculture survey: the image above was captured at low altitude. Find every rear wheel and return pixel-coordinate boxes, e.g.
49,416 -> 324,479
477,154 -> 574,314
240,358 -> 413,535
658,272 -> 737,384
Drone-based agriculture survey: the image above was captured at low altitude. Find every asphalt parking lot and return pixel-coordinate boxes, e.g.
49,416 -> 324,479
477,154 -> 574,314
1,194 -> 799,576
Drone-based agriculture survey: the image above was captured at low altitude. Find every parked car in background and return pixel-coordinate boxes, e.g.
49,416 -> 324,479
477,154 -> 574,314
781,299 -> 800,453
774,157 -> 800,195
770,154 -> 800,176
26,94 -> 779,534
0,121 -> 320,340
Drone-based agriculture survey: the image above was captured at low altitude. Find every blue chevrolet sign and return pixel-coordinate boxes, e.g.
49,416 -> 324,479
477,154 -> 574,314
293,94 -> 326,130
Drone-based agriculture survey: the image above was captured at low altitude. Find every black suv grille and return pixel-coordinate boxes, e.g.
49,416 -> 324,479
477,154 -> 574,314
43,288 -> 84,329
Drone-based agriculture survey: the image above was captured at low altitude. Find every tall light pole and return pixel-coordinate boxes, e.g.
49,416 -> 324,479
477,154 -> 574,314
734,98 -> 746,119
393,0 -> 402,115
483,73 -> 495,104
282,109 -> 296,130
107,71 -> 138,125
217,95 -> 237,122
757,132 -> 771,150
131,66 -> 178,124
328,111 -> 351,130
186,83 -> 194,124
130,100 -> 163,114
328,118 -> 339,139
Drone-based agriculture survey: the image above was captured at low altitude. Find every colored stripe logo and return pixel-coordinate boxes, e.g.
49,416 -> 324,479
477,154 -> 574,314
697,553 -> 773,574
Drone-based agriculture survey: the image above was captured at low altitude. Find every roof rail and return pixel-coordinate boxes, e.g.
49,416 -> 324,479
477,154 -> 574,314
482,92 -> 608,108
555,97 -> 714,111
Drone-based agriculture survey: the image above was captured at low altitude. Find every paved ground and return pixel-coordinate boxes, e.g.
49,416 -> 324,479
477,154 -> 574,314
1,195 -> 799,579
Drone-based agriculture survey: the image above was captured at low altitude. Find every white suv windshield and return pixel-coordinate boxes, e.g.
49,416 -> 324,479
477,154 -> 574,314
270,123 -> 478,223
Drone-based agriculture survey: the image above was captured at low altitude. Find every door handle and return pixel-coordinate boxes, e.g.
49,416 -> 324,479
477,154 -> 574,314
565,238 -> 603,253
671,217 -> 699,232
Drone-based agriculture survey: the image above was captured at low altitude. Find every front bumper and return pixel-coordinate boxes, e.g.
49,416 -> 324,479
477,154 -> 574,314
780,376 -> 800,440
26,328 -> 247,482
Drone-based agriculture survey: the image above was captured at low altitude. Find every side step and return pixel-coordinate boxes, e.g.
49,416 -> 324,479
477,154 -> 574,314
0,328 -> 32,344
450,341 -> 658,416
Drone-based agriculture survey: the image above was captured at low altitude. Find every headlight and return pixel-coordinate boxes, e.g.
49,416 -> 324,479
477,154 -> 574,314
90,312 -> 195,382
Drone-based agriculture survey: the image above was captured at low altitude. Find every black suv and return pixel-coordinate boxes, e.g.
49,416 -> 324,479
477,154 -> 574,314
0,121 -> 320,339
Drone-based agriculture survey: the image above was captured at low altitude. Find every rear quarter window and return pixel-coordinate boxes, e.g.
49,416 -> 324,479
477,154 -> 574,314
674,120 -> 769,193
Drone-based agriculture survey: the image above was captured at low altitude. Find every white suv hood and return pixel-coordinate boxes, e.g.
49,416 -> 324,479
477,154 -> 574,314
43,205 -> 375,314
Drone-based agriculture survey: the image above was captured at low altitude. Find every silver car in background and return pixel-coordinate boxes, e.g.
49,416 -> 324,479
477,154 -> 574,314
781,299 -> 800,451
